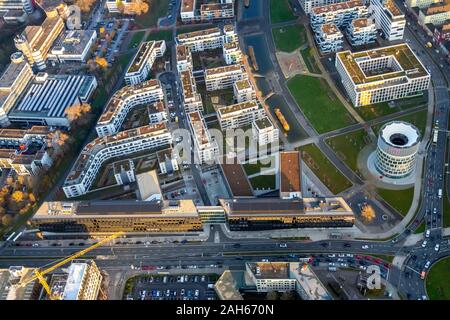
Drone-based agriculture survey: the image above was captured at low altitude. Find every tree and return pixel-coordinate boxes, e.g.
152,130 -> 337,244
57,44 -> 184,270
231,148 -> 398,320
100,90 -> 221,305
95,56 -> 109,69
11,191 -> 25,203
75,0 -> 96,12
1,214 -> 13,227
361,204 -> 376,223
65,102 -> 92,124
266,291 -> 279,300
28,193 -> 36,203
125,0 -> 149,15
48,130 -> 71,158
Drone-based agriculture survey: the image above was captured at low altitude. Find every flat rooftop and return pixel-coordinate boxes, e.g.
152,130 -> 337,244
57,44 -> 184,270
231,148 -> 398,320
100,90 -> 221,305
177,27 -> 221,41
291,263 -> 332,300
218,100 -> 258,117
50,30 -> 96,56
312,0 -> 365,15
205,64 -> 243,77
62,262 -> 88,300
234,79 -> 252,91
220,156 -> 253,197
0,60 -> 30,90
280,151 -> 301,194
181,0 -> 195,13
254,116 -> 273,130
248,262 -> 290,279
127,41 -> 164,74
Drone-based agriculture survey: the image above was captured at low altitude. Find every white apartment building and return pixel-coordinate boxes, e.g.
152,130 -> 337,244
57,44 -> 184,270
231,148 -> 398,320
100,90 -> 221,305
180,0 -> 196,22
200,2 -> 234,22
298,0 -> 348,14
217,100 -> 265,130
63,123 -> 172,198
223,24 -> 238,43
62,260 -> 102,300
113,159 -> 136,185
315,23 -> 344,53
369,0 -> 406,41
252,116 -> 279,146
187,111 -> 219,164
147,101 -> 168,124
310,0 -> 368,31
233,79 -> 256,103
176,27 -> 224,53
205,64 -> 248,91
405,0 -> 441,8
0,53 -> 34,126
180,69 -> 203,113
14,16 -> 65,70
346,18 -> 378,46
418,1 -> 450,27
0,0 -> 34,13
124,41 -> 166,86
176,44 -> 193,73
95,80 -> 164,138
335,43 -> 431,107
48,30 -> 97,63
157,148 -> 179,175
223,41 -> 243,65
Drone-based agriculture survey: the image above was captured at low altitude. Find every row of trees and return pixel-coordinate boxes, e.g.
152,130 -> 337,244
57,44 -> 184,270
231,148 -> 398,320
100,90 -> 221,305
117,0 -> 150,16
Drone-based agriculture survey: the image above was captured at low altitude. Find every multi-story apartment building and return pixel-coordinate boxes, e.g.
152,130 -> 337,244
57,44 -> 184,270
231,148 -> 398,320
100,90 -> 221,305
180,69 -> 204,113
335,43 -> 431,107
417,0 -> 450,27
406,0 -> 442,8
180,0 -> 196,22
147,101 -> 168,124
95,80 -> 164,137
176,27 -> 224,53
48,30 -> 97,63
233,79 -> 256,103
217,100 -> 265,130
176,44 -> 193,73
32,200 -> 203,234
298,0 -> 348,14
433,22 -> 450,44
124,41 -> 166,85
279,151 -> 302,200
223,41 -> 243,65
310,0 -> 368,31
200,2 -> 234,22
157,148 -> 179,175
63,123 -> 172,198
223,24 -> 238,43
14,16 -> 65,70
188,111 -> 219,164
315,23 -> 344,53
0,0 -> 34,14
8,72 -> 97,128
369,0 -> 406,41
252,117 -> 279,146
113,159 -> 135,185
346,17 -> 378,46
0,53 -> 34,126
62,260 -> 102,300
205,64 -> 247,91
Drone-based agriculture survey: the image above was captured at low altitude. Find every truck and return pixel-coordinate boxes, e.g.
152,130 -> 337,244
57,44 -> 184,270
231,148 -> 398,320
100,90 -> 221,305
433,129 -> 438,144
438,189 -> 442,199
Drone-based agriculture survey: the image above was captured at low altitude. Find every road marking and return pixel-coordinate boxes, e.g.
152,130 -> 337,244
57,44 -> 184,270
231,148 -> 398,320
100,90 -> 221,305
405,265 -> 420,275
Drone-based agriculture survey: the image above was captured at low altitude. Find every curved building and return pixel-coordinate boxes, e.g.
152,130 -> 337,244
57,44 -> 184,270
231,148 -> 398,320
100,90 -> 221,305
375,121 -> 420,178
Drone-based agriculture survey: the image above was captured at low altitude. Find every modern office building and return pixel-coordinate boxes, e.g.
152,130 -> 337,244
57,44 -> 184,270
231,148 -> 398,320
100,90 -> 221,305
217,100 -> 265,130
32,200 -> 204,234
176,44 -> 193,73
187,111 -> 219,164
335,43 -> 430,107
298,0 -> 349,14
0,52 -> 34,126
375,121 -> 420,178
310,0 -> 368,31
124,41 -> 166,85
315,23 -> 344,53
48,30 -> 97,63
221,197 -> 355,231
62,260 -> 102,300
417,0 -> 450,26
252,117 -> 279,146
205,64 -> 247,91
14,16 -> 65,70
223,41 -> 243,65
346,18 -> 378,46
369,0 -> 406,41
180,69 -> 203,113
176,27 -> 224,52
233,79 -> 256,103
157,148 -> 179,175
95,80 -> 164,137
63,123 -> 172,198
280,151 -> 302,199
219,156 -> 254,198
8,72 -> 97,127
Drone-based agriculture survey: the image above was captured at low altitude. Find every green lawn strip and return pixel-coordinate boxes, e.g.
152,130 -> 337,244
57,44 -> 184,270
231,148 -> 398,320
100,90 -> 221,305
325,129 -> 371,175
414,221 -> 426,234
288,75 -> 355,134
297,144 -> 352,194
376,188 -> 414,217
127,31 -> 146,49
271,24 -> 306,53
356,95 -> 427,121
270,0 -> 296,23
372,109 -> 428,136
249,175 -> 276,190
146,29 -> 173,42
426,257 -> 450,300
300,48 -> 321,74
134,0 -> 169,28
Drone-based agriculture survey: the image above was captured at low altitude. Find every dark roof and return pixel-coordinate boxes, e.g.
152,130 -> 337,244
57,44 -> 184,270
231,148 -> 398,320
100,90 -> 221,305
220,157 -> 253,197
220,198 -> 304,216
75,201 -> 163,215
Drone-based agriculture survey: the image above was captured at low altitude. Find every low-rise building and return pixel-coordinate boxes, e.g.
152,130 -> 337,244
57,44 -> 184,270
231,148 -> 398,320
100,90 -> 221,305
233,79 -> 256,103
96,80 -> 164,137
176,27 -> 224,53
147,101 -> 167,124
205,64 -> 247,91
346,18 -> 377,46
188,111 -> 219,164
252,117 -> 279,146
62,260 -> 102,300
63,123 -> 172,198
124,41 -> 166,85
217,100 -> 265,130
279,151 -> 302,199
315,23 -> 344,54
48,30 -> 97,63
369,0 -> 406,41
136,170 -> 162,202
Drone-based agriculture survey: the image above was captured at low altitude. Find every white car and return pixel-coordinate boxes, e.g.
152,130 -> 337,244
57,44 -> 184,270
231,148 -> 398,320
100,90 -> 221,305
424,261 -> 431,269
362,245 -> 369,250
328,254 -> 336,258
279,243 -> 287,248
425,230 -> 430,238
421,240 -> 428,248
434,244 -> 440,252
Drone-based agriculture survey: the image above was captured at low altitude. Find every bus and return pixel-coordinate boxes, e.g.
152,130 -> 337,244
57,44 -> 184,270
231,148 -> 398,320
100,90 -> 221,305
433,129 -> 438,144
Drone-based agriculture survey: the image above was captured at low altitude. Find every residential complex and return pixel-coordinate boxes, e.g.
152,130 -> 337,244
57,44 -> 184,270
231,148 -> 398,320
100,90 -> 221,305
417,0 -> 450,27
179,69 -> 203,113
217,100 -> 265,130
180,0 -> 235,23
310,0 -> 368,31
315,23 -> 344,53
298,0 -> 349,14
252,117 -> 279,146
176,27 -> 224,52
48,30 -> 97,63
346,18 -> 378,46
187,111 -> 219,164
233,79 -> 256,103
157,148 -> 179,175
223,41 -> 243,65
63,123 -> 172,198
335,43 -> 430,106
124,41 -> 166,86
62,260 -> 102,300
369,0 -> 406,41
205,64 -> 248,91
95,79 -> 164,137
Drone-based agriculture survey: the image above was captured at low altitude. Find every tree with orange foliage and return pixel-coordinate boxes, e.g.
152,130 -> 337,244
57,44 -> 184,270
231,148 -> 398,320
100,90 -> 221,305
75,0 -> 96,12
48,130 -> 72,158
125,0 -> 149,15
361,204 -> 376,223
95,56 -> 109,68
65,102 -> 92,124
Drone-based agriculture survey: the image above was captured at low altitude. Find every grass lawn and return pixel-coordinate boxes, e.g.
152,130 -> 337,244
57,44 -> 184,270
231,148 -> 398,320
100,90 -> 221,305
372,109 -> 428,136
287,75 -> 355,134
297,144 -> 352,194
414,221 -> 426,234
250,175 -> 276,190
270,0 -> 296,23
243,156 -> 275,176
325,129 -> 371,176
271,24 -> 306,53
356,95 -> 428,121
127,31 -> 146,49
426,257 -> 450,300
134,0 -> 169,28
300,48 -> 321,74
146,29 -> 173,42
376,188 -> 414,216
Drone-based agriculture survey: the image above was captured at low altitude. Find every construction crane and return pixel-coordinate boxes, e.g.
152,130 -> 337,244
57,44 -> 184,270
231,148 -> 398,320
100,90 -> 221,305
19,232 -> 124,300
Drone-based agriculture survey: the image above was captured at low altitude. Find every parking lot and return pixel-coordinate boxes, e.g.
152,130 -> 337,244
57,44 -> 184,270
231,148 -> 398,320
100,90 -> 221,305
125,274 -> 218,300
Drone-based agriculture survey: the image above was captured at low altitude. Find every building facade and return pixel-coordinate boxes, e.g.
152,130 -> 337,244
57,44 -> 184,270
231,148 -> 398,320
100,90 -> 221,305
369,0 -> 406,41
188,111 -> 219,164
48,30 -> 97,63
346,18 -> 377,46
205,64 -> 248,91
310,0 -> 368,31
252,117 -> 279,146
62,260 -> 102,300
176,27 -> 224,53
315,23 -> 344,53
217,100 -> 265,130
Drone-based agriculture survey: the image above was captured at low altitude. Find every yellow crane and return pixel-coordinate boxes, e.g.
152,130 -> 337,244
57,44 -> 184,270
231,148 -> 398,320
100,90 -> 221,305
19,232 -> 124,300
